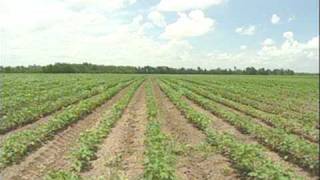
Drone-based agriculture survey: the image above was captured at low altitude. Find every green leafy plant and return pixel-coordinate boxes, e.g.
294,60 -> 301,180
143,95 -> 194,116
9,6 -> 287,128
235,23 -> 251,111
158,80 -> 300,179
143,81 -> 176,180
71,80 -> 143,172
0,80 -> 135,169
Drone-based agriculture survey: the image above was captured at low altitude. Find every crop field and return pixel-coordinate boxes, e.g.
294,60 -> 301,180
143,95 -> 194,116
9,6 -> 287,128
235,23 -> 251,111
0,73 -> 319,180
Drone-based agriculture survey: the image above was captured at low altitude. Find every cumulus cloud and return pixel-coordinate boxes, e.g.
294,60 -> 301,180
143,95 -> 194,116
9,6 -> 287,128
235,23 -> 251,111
283,31 -> 294,39
157,0 -> 223,12
257,33 -> 319,72
271,14 -> 280,24
63,0 -> 136,12
0,0 -> 318,73
262,38 -> 275,46
240,45 -> 247,50
161,10 -> 215,40
305,36 -> 319,49
235,25 -> 256,35
147,11 -> 166,27
0,2 -> 196,68
205,34 -> 319,73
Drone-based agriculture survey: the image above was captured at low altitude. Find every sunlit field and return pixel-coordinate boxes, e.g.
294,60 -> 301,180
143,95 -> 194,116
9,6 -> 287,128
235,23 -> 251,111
0,74 -> 318,179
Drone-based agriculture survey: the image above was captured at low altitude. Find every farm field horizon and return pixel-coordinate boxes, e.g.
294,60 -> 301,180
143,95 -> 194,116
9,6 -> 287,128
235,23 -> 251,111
0,73 -> 319,180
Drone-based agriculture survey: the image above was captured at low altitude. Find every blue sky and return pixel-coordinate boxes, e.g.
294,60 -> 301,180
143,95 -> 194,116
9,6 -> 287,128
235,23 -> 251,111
0,0 -> 319,72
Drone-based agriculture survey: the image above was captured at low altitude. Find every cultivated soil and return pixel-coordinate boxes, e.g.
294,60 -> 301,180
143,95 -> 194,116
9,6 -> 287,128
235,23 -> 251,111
153,81 -> 239,180
81,82 -> 148,180
183,96 -> 318,179
0,85 -> 131,180
0,79 -> 317,180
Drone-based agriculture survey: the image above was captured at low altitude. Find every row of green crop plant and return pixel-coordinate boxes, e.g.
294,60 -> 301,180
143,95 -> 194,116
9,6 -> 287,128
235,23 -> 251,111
197,75 -> 318,98
157,79 -> 299,179
70,79 -> 143,172
1,74 -> 79,98
1,76 -> 109,114
197,77 -> 319,117
0,80 -> 135,169
0,78 -> 132,134
1,75 -> 134,114
162,79 -> 319,175
47,80 -> 176,180
0,76 -> 82,117
195,78 -> 311,109
202,77 -> 320,116
182,77 -> 312,113
178,78 -> 318,128
169,78 -> 319,143
46,170 -> 81,180
143,80 -> 176,180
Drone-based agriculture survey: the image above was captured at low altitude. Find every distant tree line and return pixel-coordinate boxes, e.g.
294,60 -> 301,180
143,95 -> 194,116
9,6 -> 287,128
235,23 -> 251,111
0,63 -> 295,75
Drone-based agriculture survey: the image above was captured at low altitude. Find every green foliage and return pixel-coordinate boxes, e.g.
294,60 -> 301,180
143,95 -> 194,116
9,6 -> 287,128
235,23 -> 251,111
165,79 -> 319,175
45,170 -> 81,180
178,76 -> 319,128
172,78 -> 318,141
158,80 -> 300,179
0,63 -> 296,75
143,81 -> 176,180
71,80 -> 143,172
0,75 -> 133,134
0,80 -> 134,169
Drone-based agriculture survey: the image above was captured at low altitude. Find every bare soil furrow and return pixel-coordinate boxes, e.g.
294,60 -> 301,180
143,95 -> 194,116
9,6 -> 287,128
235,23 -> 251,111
153,82 -> 238,180
0,89 -> 109,145
198,91 -> 318,144
0,115 -> 53,145
224,102 -> 318,144
183,96 -> 317,179
178,79 -> 318,143
0,86 -> 130,180
81,83 -> 147,180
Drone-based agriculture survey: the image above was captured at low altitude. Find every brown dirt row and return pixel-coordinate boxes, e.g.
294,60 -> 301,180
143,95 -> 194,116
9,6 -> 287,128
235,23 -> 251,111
183,97 -> 318,179
0,111 -> 57,145
228,101 -> 317,144
0,84 -> 120,145
81,82 -> 148,180
153,81 -> 239,180
0,85 -> 131,180
197,88 -> 318,144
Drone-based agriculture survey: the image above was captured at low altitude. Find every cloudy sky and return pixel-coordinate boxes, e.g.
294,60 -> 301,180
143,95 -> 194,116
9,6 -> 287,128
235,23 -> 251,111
0,0 -> 319,72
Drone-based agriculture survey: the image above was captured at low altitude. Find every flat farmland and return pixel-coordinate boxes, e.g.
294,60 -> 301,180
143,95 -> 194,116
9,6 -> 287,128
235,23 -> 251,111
0,74 -> 319,180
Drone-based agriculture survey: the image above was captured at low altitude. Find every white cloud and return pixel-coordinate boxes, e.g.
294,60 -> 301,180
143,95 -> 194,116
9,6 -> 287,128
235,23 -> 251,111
64,0 -> 136,12
257,33 -> 319,72
240,45 -> 247,50
157,0 -> 223,12
204,34 -> 319,73
147,11 -> 166,27
305,36 -> 319,49
235,25 -> 256,35
283,31 -> 294,39
0,0 -> 318,73
271,14 -> 280,24
262,38 -> 275,46
161,10 -> 215,40
132,14 -> 143,25
0,3 -> 196,68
